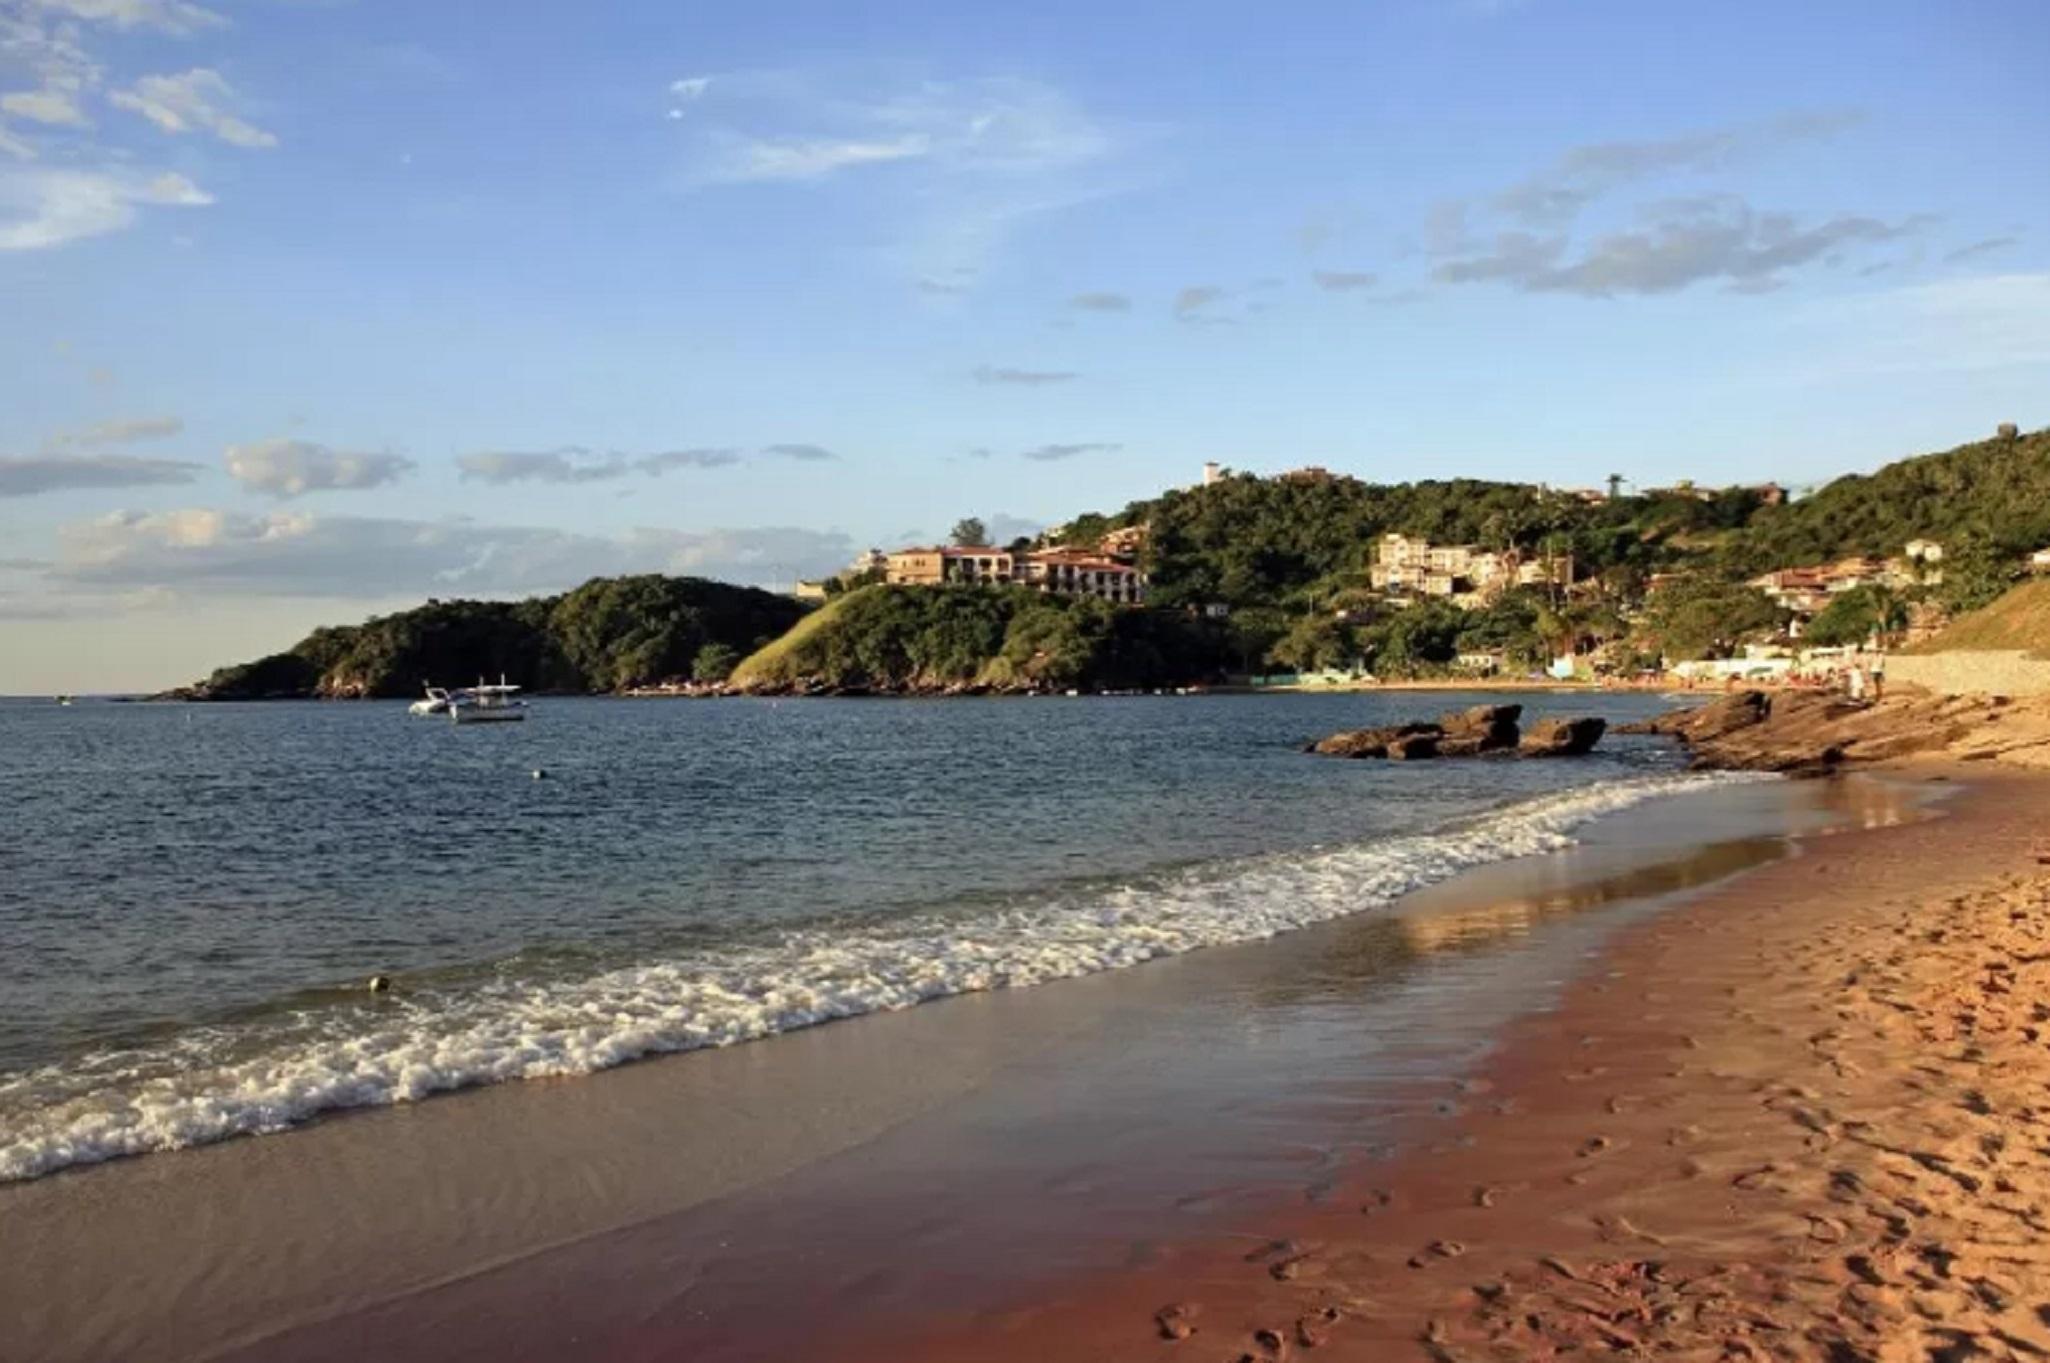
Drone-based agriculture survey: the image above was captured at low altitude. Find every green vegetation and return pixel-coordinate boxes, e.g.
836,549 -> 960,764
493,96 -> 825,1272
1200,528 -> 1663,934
727,585 -> 1230,693
1802,584 -> 1910,649
185,426 -> 2049,697
186,575 -> 804,699
1906,579 -> 2050,658
1726,428 -> 2050,577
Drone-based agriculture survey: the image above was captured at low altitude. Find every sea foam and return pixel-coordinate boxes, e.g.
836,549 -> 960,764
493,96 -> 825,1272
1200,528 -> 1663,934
0,770 -> 1766,1182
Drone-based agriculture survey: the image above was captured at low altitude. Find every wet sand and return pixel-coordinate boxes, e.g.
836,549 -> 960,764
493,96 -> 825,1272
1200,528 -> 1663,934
841,767 -> 2050,1361
0,773 -> 2010,1362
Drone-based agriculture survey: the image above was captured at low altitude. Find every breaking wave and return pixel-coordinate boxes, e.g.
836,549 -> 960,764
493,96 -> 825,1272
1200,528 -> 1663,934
0,771 -> 1768,1182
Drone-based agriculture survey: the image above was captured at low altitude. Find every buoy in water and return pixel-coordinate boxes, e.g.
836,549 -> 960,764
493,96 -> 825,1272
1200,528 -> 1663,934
367,975 -> 392,993
531,768 -> 546,780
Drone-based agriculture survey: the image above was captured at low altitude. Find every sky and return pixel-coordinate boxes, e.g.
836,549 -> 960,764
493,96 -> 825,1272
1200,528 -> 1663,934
1,0 -> 2046,693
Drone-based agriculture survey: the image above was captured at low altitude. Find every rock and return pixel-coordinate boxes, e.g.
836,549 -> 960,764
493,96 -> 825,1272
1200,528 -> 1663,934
1439,702 -> 1522,753
1520,715 -> 1607,756
1616,690 -> 1769,740
1387,732 -> 1440,760
1309,722 -> 1437,758
366,975 -> 392,993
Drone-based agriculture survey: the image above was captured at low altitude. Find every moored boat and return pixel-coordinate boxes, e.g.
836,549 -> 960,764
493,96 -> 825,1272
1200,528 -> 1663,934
448,680 -> 527,724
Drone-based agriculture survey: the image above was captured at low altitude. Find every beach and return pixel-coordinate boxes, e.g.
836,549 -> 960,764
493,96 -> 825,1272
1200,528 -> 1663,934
9,742 -> 2047,1361
836,765 -> 2050,1361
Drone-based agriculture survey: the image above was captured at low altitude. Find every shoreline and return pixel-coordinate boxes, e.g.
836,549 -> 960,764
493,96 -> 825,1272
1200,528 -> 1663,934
828,763 -> 2050,1361
0,769 -> 1950,1363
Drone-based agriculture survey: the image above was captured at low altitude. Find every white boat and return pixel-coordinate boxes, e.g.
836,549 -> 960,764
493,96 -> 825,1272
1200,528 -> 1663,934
408,686 -> 452,716
448,680 -> 527,725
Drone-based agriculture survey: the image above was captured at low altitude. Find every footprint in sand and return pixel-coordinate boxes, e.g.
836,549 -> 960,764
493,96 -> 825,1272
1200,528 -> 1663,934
1153,1302 -> 1199,1340
1577,1135 -> 1614,1158
1473,1185 -> 1499,1208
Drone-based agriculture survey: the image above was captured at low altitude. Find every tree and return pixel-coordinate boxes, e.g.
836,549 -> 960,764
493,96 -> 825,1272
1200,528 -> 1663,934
1804,585 -> 1910,648
950,517 -> 989,547
691,643 -> 740,683
1639,578 -> 1784,661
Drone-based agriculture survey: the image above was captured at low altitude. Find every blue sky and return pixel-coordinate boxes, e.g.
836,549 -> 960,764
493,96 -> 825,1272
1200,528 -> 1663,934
2,0 -> 2046,691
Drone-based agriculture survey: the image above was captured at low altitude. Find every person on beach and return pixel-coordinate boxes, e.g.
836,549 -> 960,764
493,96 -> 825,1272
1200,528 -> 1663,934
1846,665 -> 1868,703
1871,655 -> 1886,701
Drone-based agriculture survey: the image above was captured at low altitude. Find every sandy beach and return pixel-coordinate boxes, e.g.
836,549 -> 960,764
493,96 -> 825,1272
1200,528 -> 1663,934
834,765 -> 2050,1362
10,759 -> 2048,1361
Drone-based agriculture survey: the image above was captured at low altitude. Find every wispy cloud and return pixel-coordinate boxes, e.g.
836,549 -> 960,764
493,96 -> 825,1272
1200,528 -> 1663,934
0,168 -> 210,250
973,364 -> 1077,386
1173,284 -> 1224,318
457,446 -> 742,484
1788,272 -> 2050,378
224,439 -> 413,498
0,452 -> 204,496
762,442 -> 837,461
42,415 -> 184,450
666,70 -> 1130,289
1311,269 -> 1379,291
1435,198 -> 1925,296
1945,236 -> 2018,264
1491,110 -> 1863,227
50,508 -> 856,597
1069,291 -> 1131,312
1019,441 -> 1121,462
109,68 -> 277,148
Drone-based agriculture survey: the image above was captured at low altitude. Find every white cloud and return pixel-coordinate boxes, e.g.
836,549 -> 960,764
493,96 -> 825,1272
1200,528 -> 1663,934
1069,291 -> 1130,311
1019,441 -> 1120,462
51,508 -> 857,597
2,87 -> 88,126
43,414 -> 183,449
761,442 -> 837,461
0,166 -> 209,249
224,439 -> 413,497
110,68 -> 276,147
0,452 -> 203,495
1311,269 -> 1379,291
29,0 -> 223,33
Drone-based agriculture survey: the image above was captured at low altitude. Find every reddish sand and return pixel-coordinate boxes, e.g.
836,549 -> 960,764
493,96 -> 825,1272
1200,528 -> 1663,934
835,768 -> 2050,1362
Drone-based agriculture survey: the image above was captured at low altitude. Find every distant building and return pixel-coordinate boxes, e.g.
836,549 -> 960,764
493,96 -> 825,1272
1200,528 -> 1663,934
1016,546 -> 1147,604
1755,482 -> 1787,506
847,548 -> 888,574
1098,524 -> 1148,560
1904,539 -> 1944,564
884,545 -> 1146,604
793,580 -> 830,602
2030,547 -> 2050,574
1277,466 -> 1335,484
1370,532 -> 1553,603
885,546 -> 1015,586
1202,461 -> 1223,487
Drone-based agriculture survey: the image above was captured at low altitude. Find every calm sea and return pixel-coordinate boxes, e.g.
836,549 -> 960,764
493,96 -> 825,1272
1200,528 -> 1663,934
0,690 -> 1714,1181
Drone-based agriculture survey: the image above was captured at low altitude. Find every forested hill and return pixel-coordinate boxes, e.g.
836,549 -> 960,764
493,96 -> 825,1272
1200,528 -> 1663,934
1726,427 -> 2050,572
181,576 -> 805,700
1055,425 -> 2047,615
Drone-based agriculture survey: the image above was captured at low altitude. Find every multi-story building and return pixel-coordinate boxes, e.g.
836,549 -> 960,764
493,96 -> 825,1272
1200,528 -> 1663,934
1017,547 -> 1148,604
884,545 -> 1147,604
1098,524 -> 1148,560
1370,532 -> 1539,601
884,547 -> 1015,586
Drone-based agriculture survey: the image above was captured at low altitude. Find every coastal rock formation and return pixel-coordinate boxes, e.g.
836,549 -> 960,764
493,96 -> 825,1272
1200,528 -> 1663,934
1624,688 -> 2050,771
1518,715 -> 1607,757
1311,704 -> 1608,761
1437,703 -> 1523,756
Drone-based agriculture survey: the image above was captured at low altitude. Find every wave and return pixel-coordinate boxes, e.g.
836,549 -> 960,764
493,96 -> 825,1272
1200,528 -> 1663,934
0,770 -> 1769,1183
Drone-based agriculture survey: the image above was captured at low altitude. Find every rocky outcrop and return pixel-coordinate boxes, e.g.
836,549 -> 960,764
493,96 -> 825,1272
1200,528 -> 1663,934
1520,716 -> 1607,757
1626,689 -> 2050,772
1311,722 -> 1443,758
1311,704 -> 1608,761
1437,704 -> 1523,756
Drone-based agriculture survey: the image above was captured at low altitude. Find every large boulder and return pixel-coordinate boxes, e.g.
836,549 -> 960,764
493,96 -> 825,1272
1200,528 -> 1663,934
1519,715 -> 1607,757
1438,702 -> 1522,755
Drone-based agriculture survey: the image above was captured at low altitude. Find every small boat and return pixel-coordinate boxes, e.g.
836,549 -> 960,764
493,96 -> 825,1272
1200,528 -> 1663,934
448,679 -> 527,725
408,686 -> 452,716
56,694 -> 74,706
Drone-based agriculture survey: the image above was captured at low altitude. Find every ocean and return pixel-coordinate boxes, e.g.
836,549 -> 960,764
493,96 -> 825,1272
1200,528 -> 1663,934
0,689 -> 1725,1183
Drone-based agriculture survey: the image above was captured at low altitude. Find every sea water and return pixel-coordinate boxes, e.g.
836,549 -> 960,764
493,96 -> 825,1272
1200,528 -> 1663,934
0,690 -> 1736,1181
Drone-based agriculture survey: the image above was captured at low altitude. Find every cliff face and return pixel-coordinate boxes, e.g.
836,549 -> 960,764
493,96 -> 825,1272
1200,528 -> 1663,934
1620,689 -> 2050,772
